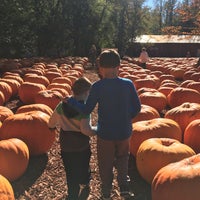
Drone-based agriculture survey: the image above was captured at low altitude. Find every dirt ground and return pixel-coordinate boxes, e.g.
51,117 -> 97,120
10,69 -> 151,200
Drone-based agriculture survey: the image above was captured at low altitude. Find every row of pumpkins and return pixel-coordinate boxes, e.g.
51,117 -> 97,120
0,56 -> 199,199
0,57 -> 87,199
121,56 -> 200,200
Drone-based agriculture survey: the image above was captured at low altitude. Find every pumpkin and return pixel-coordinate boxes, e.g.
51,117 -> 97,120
34,90 -> 63,110
63,75 -> 78,84
45,71 -> 62,83
132,104 -> 160,123
51,77 -> 72,86
187,81 -> 200,93
134,76 -> 160,90
16,103 -> 53,116
47,83 -> 71,94
0,111 -> 56,155
0,91 -> 5,106
157,86 -> 174,98
50,88 -> 70,98
180,79 -> 194,88
169,67 -> 185,80
165,102 -> 200,133
0,82 -> 12,102
152,153 -> 200,200
23,75 -> 50,87
24,68 -> 44,76
0,106 -> 14,122
18,82 -> 46,104
159,74 -> 175,82
0,138 -> 29,181
0,175 -> 15,200
136,138 -> 195,183
167,87 -> 200,108
130,118 -> 182,157
3,74 -> 24,84
184,119 -> 200,153
0,78 -> 21,96
139,91 -> 167,113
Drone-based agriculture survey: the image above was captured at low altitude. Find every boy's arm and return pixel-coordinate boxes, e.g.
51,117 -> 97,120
80,118 -> 97,136
67,86 -> 98,115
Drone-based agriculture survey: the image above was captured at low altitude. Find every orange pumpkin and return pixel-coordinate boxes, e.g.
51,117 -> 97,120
0,138 -> 29,181
0,106 -> 14,122
51,77 -> 72,86
18,82 -> 46,104
134,76 -> 160,90
50,88 -> 70,98
47,83 -> 71,94
152,153 -> 200,200
0,91 -> 5,106
0,174 -> 15,200
3,75 -> 24,84
187,81 -> 200,93
132,104 -> 160,123
34,90 -> 63,110
0,79 -> 21,96
158,86 -> 174,98
159,74 -> 175,82
139,91 -> 167,113
45,71 -> 62,83
0,111 -> 56,155
0,82 -> 12,102
16,103 -> 53,116
167,87 -> 200,108
184,119 -> 200,153
130,118 -> 182,157
136,138 -> 195,183
165,102 -> 200,133
23,74 -> 50,87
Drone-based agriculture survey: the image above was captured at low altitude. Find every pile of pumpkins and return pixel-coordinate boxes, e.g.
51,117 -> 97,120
0,56 -> 200,199
121,57 -> 200,200
0,57 -> 86,199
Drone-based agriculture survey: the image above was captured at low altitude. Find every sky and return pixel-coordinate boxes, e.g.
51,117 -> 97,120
144,0 -> 154,8
144,0 -> 183,8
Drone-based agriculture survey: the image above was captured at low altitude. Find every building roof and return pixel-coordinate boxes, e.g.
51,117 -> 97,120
134,35 -> 200,43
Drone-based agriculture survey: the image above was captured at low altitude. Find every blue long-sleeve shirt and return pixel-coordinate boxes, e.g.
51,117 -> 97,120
68,77 -> 141,140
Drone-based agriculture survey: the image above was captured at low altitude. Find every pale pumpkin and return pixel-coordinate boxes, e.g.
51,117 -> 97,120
136,138 -> 195,183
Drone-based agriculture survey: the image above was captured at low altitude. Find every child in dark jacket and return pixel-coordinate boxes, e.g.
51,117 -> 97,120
48,77 -> 96,200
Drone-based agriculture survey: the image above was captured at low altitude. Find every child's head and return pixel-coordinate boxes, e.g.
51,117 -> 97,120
142,47 -> 146,51
72,77 -> 92,98
99,49 -> 120,68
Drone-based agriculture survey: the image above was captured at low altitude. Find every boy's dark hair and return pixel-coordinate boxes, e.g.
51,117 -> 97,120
72,77 -> 92,96
62,77 -> 91,118
99,49 -> 120,68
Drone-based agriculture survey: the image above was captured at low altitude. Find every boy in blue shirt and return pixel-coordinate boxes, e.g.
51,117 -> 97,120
67,49 -> 141,199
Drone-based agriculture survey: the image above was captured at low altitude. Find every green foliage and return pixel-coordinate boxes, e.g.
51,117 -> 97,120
0,0 -> 199,58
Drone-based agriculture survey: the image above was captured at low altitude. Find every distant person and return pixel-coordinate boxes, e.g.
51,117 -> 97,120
48,77 -> 96,200
89,44 -> 97,67
186,51 -> 191,58
138,47 -> 149,69
67,49 -> 141,200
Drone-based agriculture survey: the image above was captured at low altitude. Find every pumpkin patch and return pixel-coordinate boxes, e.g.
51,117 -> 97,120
0,57 -> 199,199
